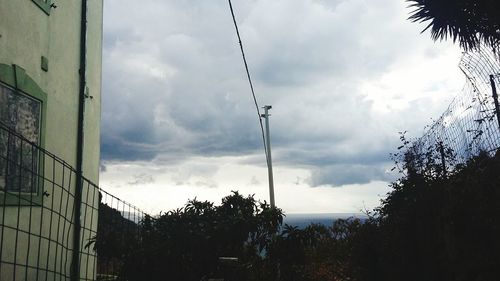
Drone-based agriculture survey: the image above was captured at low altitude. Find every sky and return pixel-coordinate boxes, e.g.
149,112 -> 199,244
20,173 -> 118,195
99,0 -> 464,215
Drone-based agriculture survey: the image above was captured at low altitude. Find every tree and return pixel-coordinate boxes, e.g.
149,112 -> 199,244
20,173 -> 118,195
407,0 -> 500,50
86,198 -> 141,279
377,149 -> 500,281
117,191 -> 283,281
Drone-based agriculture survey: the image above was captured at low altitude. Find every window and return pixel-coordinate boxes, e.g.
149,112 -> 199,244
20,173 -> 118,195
0,82 -> 42,194
0,64 -> 47,205
31,0 -> 52,15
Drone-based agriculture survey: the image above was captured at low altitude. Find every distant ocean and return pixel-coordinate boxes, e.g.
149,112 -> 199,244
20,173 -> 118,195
283,213 -> 368,229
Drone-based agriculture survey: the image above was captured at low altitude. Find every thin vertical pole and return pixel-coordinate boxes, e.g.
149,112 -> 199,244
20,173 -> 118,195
438,141 -> 446,177
261,105 -> 275,208
72,0 -> 88,279
489,74 -> 500,130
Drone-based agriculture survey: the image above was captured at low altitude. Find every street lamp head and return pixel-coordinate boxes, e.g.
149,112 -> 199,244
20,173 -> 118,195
263,105 -> 272,110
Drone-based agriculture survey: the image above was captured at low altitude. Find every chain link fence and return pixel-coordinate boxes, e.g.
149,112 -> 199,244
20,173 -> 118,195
400,47 -> 500,175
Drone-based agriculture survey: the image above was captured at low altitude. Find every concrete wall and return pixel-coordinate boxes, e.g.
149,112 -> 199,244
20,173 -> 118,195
0,0 -> 102,181
0,0 -> 103,280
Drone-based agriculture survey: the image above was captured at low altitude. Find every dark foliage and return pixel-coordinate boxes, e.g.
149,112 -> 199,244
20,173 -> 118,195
374,150 -> 500,281
268,219 -> 375,281
116,191 -> 283,281
87,201 -> 140,277
407,0 -> 500,50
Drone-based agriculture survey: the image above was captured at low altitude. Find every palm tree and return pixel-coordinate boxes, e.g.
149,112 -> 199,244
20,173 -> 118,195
407,0 -> 500,51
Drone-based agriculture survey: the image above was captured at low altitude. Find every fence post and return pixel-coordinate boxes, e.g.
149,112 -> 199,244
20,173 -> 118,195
489,74 -> 500,130
438,141 -> 447,177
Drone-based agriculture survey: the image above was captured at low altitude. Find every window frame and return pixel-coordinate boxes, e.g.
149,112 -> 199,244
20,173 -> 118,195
0,64 -> 47,206
31,0 -> 52,15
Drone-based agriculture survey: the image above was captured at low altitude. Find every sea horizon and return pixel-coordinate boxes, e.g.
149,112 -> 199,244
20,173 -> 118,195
283,213 -> 369,229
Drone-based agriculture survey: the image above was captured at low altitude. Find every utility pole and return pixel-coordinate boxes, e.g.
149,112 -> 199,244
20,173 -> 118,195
489,74 -> 500,130
261,105 -> 275,208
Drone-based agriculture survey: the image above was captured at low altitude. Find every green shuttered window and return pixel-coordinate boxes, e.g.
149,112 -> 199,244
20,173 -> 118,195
0,64 -> 47,205
0,82 -> 42,194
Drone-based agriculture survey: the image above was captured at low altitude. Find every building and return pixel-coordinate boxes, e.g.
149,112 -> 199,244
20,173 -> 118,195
0,0 -> 103,280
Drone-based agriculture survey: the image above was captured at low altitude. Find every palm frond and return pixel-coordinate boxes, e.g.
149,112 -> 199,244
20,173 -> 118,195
407,0 -> 500,51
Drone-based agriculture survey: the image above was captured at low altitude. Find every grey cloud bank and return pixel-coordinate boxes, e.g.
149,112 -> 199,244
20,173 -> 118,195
100,0 -> 462,189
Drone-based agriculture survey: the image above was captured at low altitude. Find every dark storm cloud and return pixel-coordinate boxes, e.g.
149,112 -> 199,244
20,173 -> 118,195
101,0 -> 461,186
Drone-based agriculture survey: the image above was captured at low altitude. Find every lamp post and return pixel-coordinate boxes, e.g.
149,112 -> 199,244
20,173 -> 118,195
261,105 -> 275,208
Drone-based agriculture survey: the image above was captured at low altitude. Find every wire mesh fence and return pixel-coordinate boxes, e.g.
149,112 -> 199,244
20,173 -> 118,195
401,47 -> 500,175
0,122 -> 149,281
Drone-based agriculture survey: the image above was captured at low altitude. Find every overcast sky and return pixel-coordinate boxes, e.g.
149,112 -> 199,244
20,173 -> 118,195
99,0 -> 464,215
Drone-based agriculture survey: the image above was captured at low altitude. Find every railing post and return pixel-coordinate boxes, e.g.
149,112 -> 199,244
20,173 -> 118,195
489,74 -> 500,130
438,141 -> 446,177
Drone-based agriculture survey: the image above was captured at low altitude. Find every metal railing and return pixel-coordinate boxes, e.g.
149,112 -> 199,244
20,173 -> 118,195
0,122 -> 148,281
398,47 -> 500,175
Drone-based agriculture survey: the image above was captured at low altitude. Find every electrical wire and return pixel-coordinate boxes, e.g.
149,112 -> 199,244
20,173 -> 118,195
227,0 -> 269,164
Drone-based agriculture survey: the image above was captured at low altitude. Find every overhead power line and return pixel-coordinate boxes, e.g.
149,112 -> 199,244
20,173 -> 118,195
227,0 -> 269,164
